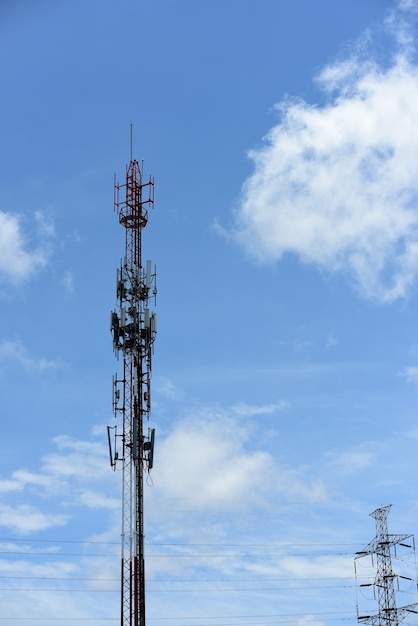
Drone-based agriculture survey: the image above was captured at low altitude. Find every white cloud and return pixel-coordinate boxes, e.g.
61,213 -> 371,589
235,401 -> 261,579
78,489 -> 119,510
407,427 -> 418,439
402,365 -> 418,385
326,447 -> 375,475
155,377 -> 183,401
398,0 -> 418,10
34,210 -> 55,237
230,5 -> 418,302
0,211 -> 49,283
326,334 -> 338,349
0,430 -> 118,535
294,618 -> 326,626
41,435 -> 109,480
0,467 -> 65,497
61,269 -> 74,294
0,478 -> 24,493
151,410 -> 327,515
231,400 -> 287,417
246,553 -> 353,581
0,339 -> 61,373
0,503 -> 68,534
0,557 -> 77,578
154,414 -> 273,512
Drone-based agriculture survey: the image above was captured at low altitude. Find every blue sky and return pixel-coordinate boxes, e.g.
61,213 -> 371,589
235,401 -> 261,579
2,0 -> 418,623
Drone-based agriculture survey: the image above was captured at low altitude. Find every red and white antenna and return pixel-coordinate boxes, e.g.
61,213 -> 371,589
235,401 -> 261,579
109,131 -> 157,626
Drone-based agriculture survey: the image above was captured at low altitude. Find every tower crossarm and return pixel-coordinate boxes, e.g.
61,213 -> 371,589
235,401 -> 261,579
355,534 -> 414,559
358,602 -> 418,626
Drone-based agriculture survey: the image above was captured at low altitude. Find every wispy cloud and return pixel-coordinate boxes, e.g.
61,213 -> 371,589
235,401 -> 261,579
0,469 -> 62,494
0,339 -> 61,373
326,446 -> 376,475
0,431 -> 117,535
326,334 -> 338,349
402,364 -> 418,385
229,2 -> 418,302
155,377 -> 184,401
34,210 -> 55,238
0,503 -> 68,534
41,435 -> 110,481
61,269 -> 75,294
231,400 -> 287,417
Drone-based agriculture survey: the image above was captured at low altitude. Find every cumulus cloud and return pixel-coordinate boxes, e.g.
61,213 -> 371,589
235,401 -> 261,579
154,415 -> 273,512
0,211 -> 49,283
152,410 -> 326,514
230,3 -> 418,302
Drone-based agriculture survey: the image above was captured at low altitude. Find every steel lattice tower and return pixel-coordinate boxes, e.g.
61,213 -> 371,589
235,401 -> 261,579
109,142 -> 157,626
355,505 -> 418,626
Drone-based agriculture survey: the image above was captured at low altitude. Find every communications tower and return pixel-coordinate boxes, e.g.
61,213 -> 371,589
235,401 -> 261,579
355,505 -> 418,626
108,138 -> 157,626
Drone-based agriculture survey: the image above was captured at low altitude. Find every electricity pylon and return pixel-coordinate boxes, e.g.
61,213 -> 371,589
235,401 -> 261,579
355,505 -> 418,626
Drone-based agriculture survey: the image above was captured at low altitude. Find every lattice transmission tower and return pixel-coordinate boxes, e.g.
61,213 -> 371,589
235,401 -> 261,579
355,505 -> 418,626
108,135 -> 157,626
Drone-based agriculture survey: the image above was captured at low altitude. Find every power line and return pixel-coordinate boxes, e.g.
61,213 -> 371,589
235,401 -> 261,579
0,584 -> 356,592
0,576 -> 118,581
0,613 -> 355,626
0,551 -> 118,557
146,610 -> 357,620
0,537 -> 361,547
0,575 -> 360,582
0,587 -> 120,593
0,549 -> 356,557
171,613 -> 355,626
144,552 -> 351,557
0,537 -> 119,545
0,611 -> 358,622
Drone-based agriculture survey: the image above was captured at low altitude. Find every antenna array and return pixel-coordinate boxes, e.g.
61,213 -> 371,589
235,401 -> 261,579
109,150 -> 157,626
